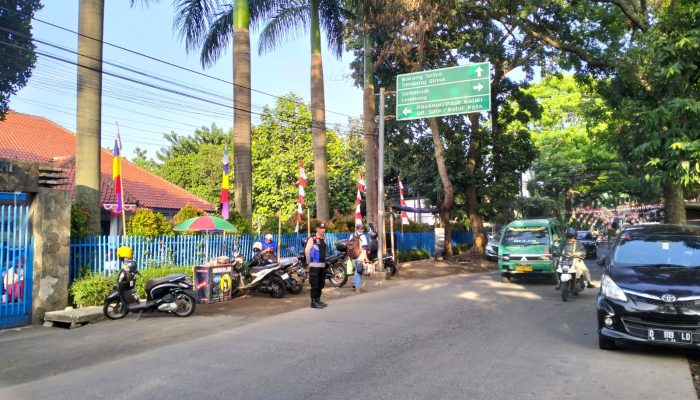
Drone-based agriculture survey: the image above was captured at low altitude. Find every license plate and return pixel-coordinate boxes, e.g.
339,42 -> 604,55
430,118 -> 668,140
280,273 -> 290,280
515,265 -> 532,272
647,329 -> 693,344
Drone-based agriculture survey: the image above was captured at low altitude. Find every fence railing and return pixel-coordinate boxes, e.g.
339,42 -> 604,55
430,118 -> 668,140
69,231 -> 473,284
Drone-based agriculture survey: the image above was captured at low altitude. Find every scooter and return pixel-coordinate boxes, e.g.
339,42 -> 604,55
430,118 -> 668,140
556,254 -> 586,302
233,249 -> 288,298
103,260 -> 197,320
298,239 -> 349,288
277,256 -> 306,294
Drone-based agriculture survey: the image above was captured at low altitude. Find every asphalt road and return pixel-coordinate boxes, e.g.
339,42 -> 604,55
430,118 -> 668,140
0,256 -> 696,400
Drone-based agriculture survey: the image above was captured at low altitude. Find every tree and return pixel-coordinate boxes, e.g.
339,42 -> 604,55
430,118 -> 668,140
75,0 -> 105,235
257,0 -> 345,222
0,0 -> 41,119
127,208 -> 173,236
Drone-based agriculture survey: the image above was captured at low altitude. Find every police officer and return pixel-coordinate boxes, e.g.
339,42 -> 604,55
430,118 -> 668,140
305,221 -> 328,309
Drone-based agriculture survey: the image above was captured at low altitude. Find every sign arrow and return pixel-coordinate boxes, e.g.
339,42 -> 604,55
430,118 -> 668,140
473,83 -> 484,91
475,66 -> 483,77
402,108 -> 412,116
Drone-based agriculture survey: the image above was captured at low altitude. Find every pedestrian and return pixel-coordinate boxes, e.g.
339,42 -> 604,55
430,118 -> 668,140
261,233 -> 278,263
348,222 -> 369,292
305,221 -> 328,309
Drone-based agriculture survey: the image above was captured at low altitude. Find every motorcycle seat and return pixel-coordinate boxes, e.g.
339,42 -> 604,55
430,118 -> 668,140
278,257 -> 297,267
250,264 -> 278,273
145,274 -> 187,292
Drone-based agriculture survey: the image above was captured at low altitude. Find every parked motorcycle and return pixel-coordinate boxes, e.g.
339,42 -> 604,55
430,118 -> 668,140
556,254 -> 586,302
233,247 -> 289,298
298,240 -> 348,288
276,256 -> 306,294
103,260 -> 196,320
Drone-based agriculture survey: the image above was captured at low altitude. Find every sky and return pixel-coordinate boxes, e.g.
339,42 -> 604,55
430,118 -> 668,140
9,1 -> 364,159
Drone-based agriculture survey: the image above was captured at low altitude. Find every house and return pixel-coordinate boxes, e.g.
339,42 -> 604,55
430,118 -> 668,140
0,111 -> 215,234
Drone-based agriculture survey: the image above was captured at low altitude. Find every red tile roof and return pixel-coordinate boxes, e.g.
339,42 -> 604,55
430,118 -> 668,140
0,111 -> 214,212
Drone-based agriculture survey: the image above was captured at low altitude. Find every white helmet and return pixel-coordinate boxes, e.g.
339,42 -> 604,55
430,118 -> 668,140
253,241 -> 263,252
264,234 -> 273,240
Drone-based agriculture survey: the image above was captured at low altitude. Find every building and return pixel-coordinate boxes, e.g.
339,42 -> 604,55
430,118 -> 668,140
0,111 -> 214,234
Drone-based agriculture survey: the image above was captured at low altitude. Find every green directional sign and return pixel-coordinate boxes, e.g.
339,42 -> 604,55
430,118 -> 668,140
396,62 -> 491,121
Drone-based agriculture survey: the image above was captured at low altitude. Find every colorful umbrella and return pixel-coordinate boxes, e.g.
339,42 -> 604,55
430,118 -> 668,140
173,215 -> 238,233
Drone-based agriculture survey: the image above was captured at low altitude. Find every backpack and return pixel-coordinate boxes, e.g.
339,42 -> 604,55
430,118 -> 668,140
346,233 -> 362,259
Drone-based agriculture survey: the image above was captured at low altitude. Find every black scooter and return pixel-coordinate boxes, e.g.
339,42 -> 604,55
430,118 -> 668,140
103,260 -> 197,320
298,239 -> 348,287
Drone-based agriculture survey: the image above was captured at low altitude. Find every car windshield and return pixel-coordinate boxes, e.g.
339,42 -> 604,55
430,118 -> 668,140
612,236 -> 700,268
502,226 -> 550,245
576,231 -> 593,240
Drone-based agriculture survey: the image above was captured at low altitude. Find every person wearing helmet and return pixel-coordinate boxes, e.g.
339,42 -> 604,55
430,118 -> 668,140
305,221 -> 328,309
261,233 -> 278,263
558,227 -> 595,289
367,230 -> 379,261
349,222 -> 370,292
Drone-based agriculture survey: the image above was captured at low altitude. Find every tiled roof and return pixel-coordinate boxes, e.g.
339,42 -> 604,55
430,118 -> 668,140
0,111 -> 214,212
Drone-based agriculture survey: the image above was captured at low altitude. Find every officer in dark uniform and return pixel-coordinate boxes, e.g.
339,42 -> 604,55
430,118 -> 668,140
305,221 -> 328,309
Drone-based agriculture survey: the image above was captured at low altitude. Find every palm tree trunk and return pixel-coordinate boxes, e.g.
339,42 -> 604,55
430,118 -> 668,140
428,118 -> 453,260
467,114 -> 485,254
663,181 -> 686,224
76,0 -> 104,235
233,0 -> 253,224
310,0 -> 329,221
363,31 -> 377,225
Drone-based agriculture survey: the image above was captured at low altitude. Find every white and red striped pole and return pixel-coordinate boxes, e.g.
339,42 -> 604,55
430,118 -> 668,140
355,171 -> 365,225
296,161 -> 307,233
398,176 -> 409,225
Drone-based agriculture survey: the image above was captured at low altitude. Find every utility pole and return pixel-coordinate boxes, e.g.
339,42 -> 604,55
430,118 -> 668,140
377,88 -> 385,273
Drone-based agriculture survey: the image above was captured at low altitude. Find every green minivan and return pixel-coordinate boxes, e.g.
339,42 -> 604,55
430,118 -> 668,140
498,218 -> 564,283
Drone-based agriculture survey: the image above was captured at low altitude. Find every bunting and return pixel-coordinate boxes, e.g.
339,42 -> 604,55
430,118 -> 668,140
220,144 -> 230,220
398,176 -> 409,225
112,133 -> 123,214
295,161 -> 307,232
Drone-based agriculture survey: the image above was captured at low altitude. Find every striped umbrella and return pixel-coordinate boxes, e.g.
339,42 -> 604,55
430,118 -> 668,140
173,216 -> 239,233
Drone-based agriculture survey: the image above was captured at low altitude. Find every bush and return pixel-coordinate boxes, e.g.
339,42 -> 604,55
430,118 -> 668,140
228,210 -> 252,234
69,265 -> 194,307
70,202 -> 92,239
128,208 -> 174,236
453,243 -> 471,255
171,204 -> 207,229
398,248 -> 431,262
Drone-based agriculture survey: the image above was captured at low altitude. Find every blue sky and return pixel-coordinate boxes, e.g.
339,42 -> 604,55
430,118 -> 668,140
10,1 -> 364,159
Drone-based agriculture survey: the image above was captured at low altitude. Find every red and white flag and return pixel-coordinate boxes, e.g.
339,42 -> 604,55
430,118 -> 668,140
398,176 -> 409,225
295,161 -> 307,233
355,171 -> 365,225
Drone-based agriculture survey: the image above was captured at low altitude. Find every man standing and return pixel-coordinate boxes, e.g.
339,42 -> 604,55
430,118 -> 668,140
305,221 -> 328,309
349,223 -> 369,292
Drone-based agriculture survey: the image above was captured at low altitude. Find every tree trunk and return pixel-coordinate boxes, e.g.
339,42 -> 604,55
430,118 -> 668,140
466,114 -> 485,254
663,181 -> 686,224
428,118 -> 453,260
363,32 -> 377,225
75,0 -> 104,235
232,0 -> 253,224
310,0 -> 329,221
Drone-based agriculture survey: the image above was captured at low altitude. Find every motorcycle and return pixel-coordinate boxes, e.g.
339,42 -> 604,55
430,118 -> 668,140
556,254 -> 586,302
103,260 -> 196,320
276,255 -> 306,294
298,240 -> 348,288
232,249 -> 289,298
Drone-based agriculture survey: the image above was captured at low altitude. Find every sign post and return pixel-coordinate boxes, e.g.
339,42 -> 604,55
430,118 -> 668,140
396,62 -> 491,121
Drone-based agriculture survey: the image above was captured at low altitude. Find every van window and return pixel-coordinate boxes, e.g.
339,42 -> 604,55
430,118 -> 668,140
502,226 -> 550,245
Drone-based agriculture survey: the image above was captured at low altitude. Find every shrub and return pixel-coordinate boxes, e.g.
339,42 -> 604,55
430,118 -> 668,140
228,210 -> 252,234
128,208 -> 174,236
398,248 -> 431,262
171,204 -> 207,228
69,265 -> 194,307
70,202 -> 93,239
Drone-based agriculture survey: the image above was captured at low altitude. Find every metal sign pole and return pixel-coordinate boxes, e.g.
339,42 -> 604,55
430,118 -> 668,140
377,87 -> 385,273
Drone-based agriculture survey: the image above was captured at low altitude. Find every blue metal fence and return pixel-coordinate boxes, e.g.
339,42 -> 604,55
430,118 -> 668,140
69,231 -> 473,284
1,205 -> 33,329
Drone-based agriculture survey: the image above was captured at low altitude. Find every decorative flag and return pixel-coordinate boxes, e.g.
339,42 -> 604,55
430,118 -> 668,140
357,171 -> 366,193
220,144 -> 230,220
112,133 -> 123,213
398,176 -> 409,225
295,161 -> 307,232
355,171 -> 365,225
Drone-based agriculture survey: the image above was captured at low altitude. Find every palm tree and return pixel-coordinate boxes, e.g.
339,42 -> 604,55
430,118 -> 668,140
257,0 -> 344,222
76,0 -> 105,234
131,0 -> 274,225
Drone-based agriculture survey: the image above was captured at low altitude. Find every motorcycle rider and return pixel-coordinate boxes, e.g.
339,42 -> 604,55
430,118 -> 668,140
261,234 -> 278,263
558,227 -> 595,289
304,221 -> 328,309
367,230 -> 379,261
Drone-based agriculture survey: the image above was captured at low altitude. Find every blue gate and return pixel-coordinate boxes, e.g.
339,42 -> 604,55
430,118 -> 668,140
0,205 -> 33,329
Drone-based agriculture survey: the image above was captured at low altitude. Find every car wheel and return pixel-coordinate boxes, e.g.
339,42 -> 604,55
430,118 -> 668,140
598,335 -> 616,350
500,274 -> 510,283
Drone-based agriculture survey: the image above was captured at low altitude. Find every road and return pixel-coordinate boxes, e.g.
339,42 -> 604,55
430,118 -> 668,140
0,256 -> 696,399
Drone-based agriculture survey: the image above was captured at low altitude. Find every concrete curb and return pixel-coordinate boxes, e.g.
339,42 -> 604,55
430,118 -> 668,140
43,306 -> 104,328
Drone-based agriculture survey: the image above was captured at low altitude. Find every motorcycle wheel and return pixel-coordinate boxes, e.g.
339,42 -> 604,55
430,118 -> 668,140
269,275 -> 286,298
288,276 -> 303,294
386,261 -> 397,276
173,293 -> 196,317
329,263 -> 348,288
561,280 -> 569,302
103,298 -> 129,320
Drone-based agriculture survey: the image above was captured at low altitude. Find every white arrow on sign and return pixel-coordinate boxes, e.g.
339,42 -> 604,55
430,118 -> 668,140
473,82 -> 484,91
402,108 -> 412,116
475,66 -> 483,77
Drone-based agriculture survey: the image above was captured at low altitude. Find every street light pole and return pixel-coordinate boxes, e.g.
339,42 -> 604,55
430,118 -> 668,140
377,87 -> 385,272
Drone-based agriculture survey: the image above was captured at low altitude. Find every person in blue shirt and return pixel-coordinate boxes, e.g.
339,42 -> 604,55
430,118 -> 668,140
261,234 -> 278,262
304,221 -> 328,309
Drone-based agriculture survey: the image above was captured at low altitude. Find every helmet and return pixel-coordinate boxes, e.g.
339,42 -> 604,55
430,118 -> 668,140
370,231 -> 378,239
565,227 -> 576,239
264,234 -> 273,240
355,222 -> 364,230
253,242 -> 263,252
117,246 -> 133,259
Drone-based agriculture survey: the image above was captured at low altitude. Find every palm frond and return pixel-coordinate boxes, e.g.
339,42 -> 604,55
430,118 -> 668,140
319,0 -> 344,58
129,0 -> 161,7
249,0 -> 285,28
258,3 -> 310,55
173,0 -> 219,52
200,7 -> 234,67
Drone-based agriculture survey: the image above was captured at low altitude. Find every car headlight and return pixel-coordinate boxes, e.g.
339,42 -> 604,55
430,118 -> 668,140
601,275 -> 627,302
499,254 -> 510,261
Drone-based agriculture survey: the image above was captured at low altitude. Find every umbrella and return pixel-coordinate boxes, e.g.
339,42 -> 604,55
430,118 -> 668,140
173,215 -> 239,233
173,216 -> 238,262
